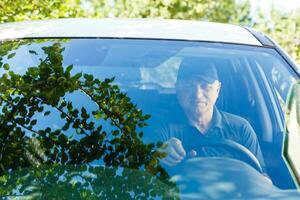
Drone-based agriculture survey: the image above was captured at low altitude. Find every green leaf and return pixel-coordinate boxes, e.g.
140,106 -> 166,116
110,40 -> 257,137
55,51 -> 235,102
27,67 -> 39,76
66,65 -> 73,73
30,119 -> 37,126
93,111 -> 103,119
29,50 -> 38,55
7,52 -> 16,59
67,102 -> 73,111
73,73 -> 82,80
62,124 -> 69,131
112,130 -> 119,136
3,64 -> 10,70
84,74 -> 93,81
44,111 -> 51,116
144,114 -> 151,120
60,113 -> 67,119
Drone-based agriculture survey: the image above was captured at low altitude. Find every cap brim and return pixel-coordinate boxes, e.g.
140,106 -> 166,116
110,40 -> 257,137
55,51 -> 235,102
190,75 -> 216,84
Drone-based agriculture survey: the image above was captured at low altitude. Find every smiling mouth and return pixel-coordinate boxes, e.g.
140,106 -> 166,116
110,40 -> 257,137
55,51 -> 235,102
192,101 -> 206,105
192,99 -> 205,103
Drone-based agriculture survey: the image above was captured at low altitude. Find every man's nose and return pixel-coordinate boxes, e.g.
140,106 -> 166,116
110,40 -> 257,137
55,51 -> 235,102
195,85 -> 205,98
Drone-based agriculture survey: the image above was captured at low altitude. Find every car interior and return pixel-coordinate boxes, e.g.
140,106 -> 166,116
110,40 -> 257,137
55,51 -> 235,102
4,39 -> 297,190
124,55 -> 296,189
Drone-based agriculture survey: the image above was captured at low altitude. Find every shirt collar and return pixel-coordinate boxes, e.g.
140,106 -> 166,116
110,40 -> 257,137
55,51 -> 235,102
210,106 -> 222,129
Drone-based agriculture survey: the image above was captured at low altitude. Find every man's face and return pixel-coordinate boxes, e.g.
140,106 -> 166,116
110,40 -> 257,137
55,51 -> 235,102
176,79 -> 221,119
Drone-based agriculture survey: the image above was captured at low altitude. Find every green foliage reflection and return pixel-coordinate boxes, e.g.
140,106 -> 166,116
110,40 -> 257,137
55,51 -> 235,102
0,165 -> 177,199
0,42 -> 178,199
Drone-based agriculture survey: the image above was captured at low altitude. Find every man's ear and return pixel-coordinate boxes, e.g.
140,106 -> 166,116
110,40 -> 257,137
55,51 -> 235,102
217,81 -> 221,93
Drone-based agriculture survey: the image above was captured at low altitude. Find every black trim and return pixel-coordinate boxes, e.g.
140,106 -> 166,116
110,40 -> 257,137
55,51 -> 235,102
243,27 -> 275,47
244,26 -> 300,76
273,44 -> 300,77
0,36 -> 266,48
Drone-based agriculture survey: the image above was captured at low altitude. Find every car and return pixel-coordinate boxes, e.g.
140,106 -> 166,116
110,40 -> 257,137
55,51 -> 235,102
0,18 -> 300,199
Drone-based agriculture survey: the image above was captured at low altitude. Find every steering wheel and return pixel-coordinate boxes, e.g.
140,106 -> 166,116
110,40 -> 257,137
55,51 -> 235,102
188,138 -> 263,173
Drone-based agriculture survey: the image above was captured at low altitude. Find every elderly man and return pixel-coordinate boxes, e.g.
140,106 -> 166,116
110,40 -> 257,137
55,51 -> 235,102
159,57 -> 266,173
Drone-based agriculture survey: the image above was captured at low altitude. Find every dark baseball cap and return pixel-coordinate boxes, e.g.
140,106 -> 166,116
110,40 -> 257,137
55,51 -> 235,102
177,57 -> 218,84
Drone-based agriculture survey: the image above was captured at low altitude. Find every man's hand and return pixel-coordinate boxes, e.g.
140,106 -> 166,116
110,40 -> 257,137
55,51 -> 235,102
160,137 -> 186,166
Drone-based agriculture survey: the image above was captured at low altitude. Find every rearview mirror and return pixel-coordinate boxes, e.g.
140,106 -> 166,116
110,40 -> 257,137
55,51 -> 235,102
283,81 -> 300,188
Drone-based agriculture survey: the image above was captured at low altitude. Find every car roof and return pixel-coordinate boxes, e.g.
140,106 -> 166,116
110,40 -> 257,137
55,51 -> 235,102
0,18 -> 262,46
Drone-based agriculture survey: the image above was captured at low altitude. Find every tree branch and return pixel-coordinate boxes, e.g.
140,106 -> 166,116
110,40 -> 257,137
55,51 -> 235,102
78,86 -> 124,136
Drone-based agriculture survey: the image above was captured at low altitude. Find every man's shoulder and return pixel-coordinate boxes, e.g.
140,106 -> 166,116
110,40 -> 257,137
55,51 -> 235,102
219,110 -> 251,128
218,110 -> 256,140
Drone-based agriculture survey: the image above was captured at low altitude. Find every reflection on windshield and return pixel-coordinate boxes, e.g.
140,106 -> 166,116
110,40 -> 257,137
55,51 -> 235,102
0,39 -> 299,198
0,42 -> 178,199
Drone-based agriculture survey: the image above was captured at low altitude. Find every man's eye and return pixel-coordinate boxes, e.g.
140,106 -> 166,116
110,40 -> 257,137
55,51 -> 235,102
200,84 -> 210,90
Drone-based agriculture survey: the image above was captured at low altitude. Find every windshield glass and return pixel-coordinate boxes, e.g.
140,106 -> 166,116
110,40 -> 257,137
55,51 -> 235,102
0,39 -> 299,199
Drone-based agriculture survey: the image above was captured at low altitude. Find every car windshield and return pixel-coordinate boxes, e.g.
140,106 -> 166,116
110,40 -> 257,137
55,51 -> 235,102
0,38 -> 299,199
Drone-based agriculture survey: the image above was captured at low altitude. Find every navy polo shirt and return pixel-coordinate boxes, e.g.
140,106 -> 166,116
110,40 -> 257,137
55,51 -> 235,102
157,107 -> 266,172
